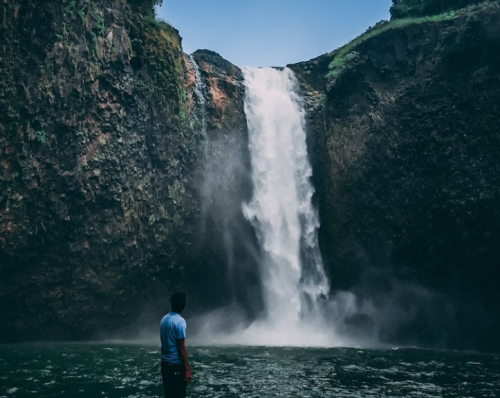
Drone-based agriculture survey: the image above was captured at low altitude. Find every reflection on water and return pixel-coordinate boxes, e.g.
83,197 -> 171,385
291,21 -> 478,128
0,343 -> 499,397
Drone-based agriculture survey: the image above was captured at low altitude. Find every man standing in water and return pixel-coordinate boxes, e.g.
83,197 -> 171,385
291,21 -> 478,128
160,292 -> 192,397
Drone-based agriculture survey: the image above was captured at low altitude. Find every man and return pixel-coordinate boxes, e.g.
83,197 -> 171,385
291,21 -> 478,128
160,292 -> 192,398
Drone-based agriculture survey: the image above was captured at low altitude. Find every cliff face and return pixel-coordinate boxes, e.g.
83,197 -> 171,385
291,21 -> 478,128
291,3 -> 500,350
0,0 -> 249,341
0,0 -> 194,341
2,0 -> 500,352
189,50 -> 263,320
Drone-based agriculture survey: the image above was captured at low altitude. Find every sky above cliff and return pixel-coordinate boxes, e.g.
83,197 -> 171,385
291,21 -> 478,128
157,0 -> 392,67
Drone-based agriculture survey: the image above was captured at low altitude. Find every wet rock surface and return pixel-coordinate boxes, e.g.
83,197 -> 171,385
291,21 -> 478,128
291,5 -> 500,351
189,50 -> 263,319
0,0 -> 244,341
2,0 -> 500,352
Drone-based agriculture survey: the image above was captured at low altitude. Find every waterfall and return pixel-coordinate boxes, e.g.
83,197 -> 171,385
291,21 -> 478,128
241,67 -> 330,343
189,64 -> 342,346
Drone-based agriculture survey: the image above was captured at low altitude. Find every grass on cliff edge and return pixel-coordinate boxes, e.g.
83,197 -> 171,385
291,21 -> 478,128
327,0 -> 499,82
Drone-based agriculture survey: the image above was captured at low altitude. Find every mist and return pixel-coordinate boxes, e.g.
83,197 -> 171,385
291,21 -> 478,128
155,59 -> 460,351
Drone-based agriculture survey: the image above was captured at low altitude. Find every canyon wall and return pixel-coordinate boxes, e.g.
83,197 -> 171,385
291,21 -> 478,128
1,0 -> 500,351
0,0 -> 250,341
291,2 -> 500,350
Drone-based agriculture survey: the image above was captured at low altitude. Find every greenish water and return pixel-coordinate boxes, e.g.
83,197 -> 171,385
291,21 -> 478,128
0,344 -> 499,397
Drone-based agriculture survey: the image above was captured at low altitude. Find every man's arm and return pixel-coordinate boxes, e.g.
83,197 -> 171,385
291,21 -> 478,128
176,338 -> 192,383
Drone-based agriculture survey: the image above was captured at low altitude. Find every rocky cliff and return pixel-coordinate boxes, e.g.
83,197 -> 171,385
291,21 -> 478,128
187,49 -> 262,322
0,0 -> 248,341
2,0 -> 500,351
291,2 -> 500,351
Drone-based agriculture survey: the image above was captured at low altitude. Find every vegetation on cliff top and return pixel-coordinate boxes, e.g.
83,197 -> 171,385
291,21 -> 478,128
390,0 -> 498,19
0,0 -> 186,127
326,0 -> 499,88
129,0 -> 164,11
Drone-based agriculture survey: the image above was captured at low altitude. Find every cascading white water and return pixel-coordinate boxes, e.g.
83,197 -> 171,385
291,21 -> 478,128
240,67 -> 330,343
189,66 -> 353,347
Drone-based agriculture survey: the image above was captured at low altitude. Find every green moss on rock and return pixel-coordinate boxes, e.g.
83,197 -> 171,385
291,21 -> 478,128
0,0 -> 202,342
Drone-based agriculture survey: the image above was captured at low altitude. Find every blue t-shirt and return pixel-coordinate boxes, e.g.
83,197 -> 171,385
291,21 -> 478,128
160,312 -> 187,364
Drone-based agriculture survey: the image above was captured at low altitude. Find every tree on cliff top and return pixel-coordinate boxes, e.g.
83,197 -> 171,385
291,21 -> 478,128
390,0 -> 497,19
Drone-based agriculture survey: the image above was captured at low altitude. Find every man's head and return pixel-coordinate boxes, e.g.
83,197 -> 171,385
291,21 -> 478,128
170,292 -> 186,314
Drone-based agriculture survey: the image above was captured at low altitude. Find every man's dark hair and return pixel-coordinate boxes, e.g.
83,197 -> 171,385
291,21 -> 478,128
170,292 -> 186,313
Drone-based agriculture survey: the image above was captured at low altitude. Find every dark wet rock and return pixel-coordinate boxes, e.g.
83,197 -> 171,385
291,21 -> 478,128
0,0 -> 207,341
290,4 -> 500,351
189,50 -> 263,319
2,0 -> 500,353
191,49 -> 246,133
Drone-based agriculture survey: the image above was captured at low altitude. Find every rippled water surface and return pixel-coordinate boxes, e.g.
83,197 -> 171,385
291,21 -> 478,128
0,343 -> 499,397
